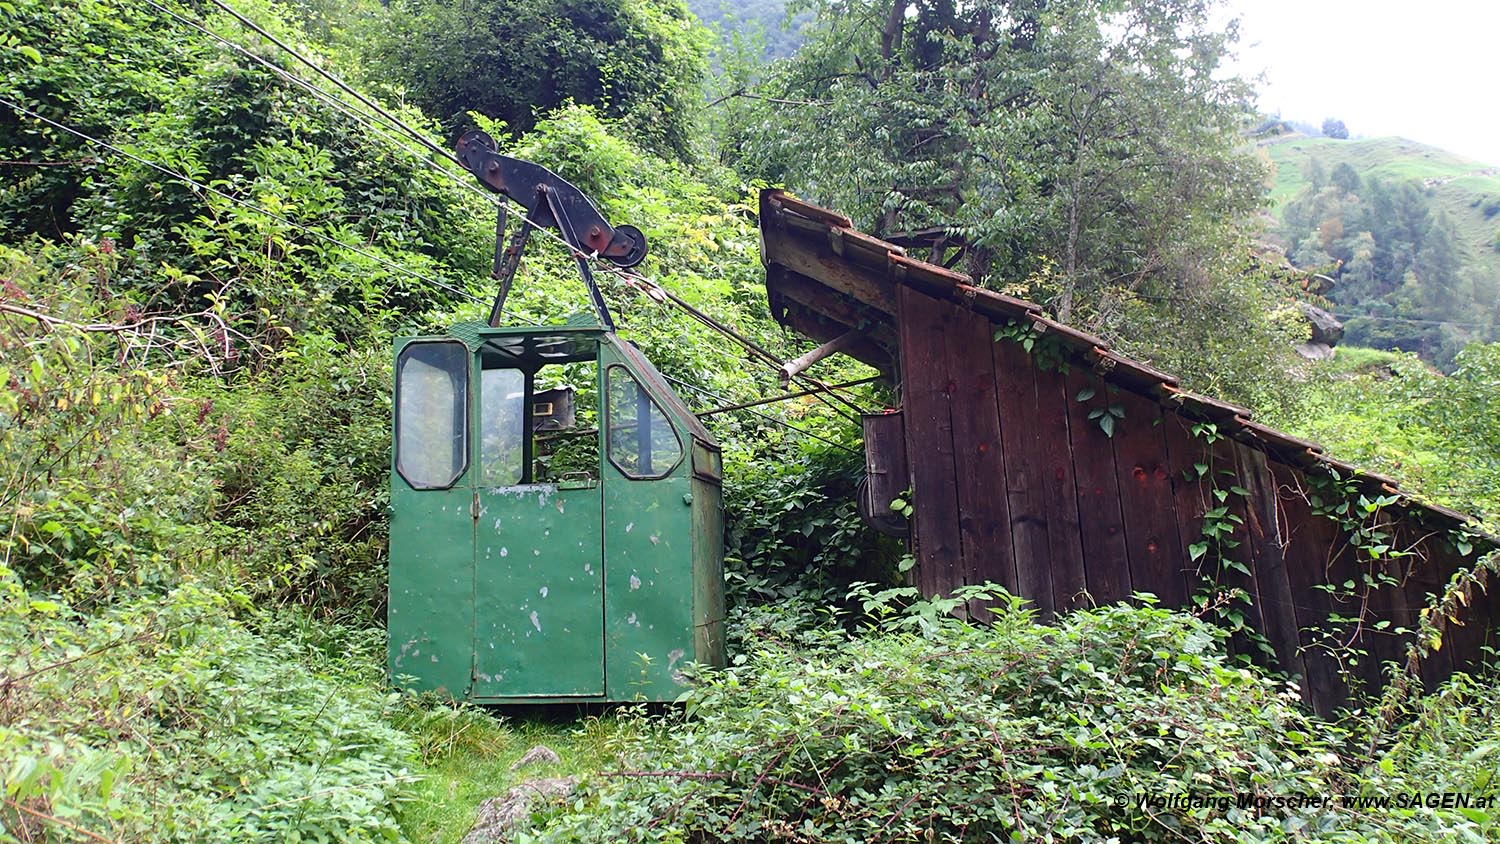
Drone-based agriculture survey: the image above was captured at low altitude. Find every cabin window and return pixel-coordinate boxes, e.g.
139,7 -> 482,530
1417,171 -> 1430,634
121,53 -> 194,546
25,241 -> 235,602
605,365 -> 682,479
480,367 -> 525,486
395,341 -> 468,490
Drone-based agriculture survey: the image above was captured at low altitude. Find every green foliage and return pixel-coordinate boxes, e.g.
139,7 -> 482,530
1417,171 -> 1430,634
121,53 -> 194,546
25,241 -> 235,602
0,243 -> 217,603
1076,385 -> 1125,438
0,584 -> 418,842
1264,136 -> 1500,366
1290,344 -> 1500,524
187,331 -> 396,619
723,439 -> 900,605
360,0 -> 709,158
519,594 -> 1388,843
1348,669 -> 1500,839
1278,164 -> 1489,365
0,0 -> 491,350
724,0 -> 1263,325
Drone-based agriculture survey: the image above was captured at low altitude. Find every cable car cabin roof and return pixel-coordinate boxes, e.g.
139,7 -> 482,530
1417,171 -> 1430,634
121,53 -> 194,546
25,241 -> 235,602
459,324 -> 605,366
757,188 -> 1482,533
446,321 -> 717,447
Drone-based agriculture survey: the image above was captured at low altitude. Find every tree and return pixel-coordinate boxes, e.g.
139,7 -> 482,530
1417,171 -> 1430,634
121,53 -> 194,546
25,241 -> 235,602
724,0 -> 1264,325
1330,161 -> 1361,194
1321,118 -> 1349,139
362,0 -> 708,158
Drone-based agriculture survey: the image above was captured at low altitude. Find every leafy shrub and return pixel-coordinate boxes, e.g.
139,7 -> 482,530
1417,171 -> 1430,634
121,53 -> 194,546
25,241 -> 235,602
723,439 -> 901,606
522,592 -> 1374,843
1292,344 -> 1500,525
1,0 -> 491,351
0,582 -> 418,843
185,331 -> 396,619
0,242 -> 218,603
360,0 -> 708,158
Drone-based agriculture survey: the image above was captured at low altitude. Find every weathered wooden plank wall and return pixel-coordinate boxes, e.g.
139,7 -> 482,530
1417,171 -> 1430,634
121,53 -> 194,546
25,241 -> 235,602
892,284 -> 1489,715
897,285 -> 963,599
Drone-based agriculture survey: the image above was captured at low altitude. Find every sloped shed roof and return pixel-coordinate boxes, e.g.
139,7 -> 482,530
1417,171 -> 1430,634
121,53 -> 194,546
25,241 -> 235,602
758,188 -> 1477,532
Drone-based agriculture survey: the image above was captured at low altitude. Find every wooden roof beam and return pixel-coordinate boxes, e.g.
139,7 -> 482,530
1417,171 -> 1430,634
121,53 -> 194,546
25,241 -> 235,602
762,227 -> 898,314
768,267 -> 896,345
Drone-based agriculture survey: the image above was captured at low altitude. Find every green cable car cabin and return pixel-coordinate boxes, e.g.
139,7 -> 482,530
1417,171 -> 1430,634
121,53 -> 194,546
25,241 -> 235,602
388,323 -> 726,702
387,133 -> 725,703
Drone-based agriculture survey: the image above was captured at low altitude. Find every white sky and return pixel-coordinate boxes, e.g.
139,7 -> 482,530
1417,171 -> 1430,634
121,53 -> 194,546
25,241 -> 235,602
1218,0 -> 1500,166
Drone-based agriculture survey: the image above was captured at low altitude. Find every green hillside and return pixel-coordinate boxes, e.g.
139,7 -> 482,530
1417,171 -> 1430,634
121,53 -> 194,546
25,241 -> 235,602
1263,134 -> 1500,284
1260,134 -> 1500,363
1264,136 -> 1499,206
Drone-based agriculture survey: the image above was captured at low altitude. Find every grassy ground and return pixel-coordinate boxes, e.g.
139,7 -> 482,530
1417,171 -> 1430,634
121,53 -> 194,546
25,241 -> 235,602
1319,344 -> 1407,377
397,706 -> 645,844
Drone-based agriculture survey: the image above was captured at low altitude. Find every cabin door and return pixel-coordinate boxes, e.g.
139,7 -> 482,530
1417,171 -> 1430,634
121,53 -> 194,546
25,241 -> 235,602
471,354 -> 605,697
388,339 -> 477,698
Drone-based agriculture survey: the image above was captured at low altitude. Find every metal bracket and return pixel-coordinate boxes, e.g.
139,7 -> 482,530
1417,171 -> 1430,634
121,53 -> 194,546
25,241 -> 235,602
454,130 -> 648,330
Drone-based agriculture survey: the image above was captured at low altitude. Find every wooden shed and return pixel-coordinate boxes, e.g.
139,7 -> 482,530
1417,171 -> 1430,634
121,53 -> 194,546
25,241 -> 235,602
758,189 -> 1497,713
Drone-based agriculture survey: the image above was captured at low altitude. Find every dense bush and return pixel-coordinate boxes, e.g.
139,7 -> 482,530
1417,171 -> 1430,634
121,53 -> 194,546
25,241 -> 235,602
724,439 -> 902,606
516,594 -> 1349,841
1,0 -> 491,349
187,330 -> 395,619
1291,345 -> 1500,524
0,583 -> 418,842
360,0 -> 708,158
516,592 -> 1500,842
0,243 -> 217,604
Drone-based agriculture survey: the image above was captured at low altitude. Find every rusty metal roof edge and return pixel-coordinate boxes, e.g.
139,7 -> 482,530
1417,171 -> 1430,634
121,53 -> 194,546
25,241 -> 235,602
758,190 -> 1490,535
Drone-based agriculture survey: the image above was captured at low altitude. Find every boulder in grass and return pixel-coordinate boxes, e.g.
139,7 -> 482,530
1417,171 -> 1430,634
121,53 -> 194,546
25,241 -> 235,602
462,776 -> 578,844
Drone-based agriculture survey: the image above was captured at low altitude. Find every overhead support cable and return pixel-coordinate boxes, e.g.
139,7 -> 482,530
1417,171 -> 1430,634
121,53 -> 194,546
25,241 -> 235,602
661,374 -> 862,455
202,0 -> 463,169
139,0 -> 503,210
695,375 -> 881,418
647,284 -> 869,420
102,2 -> 883,410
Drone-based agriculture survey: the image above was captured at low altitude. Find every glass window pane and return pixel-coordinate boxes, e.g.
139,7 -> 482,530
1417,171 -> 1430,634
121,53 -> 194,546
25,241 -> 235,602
480,367 -> 525,486
396,342 -> 468,489
606,365 -> 682,478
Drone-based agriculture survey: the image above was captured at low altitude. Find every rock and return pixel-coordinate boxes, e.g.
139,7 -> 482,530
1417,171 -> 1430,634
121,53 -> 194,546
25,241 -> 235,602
1296,342 -> 1335,361
1298,301 -> 1344,347
509,744 -> 561,771
462,776 -> 578,844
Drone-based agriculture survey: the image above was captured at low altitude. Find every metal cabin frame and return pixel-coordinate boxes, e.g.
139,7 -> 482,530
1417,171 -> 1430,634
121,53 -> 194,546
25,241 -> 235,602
387,322 -> 725,703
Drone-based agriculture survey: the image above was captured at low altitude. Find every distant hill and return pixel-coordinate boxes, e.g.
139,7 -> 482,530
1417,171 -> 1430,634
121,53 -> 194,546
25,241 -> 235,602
688,0 -> 806,61
1259,134 -> 1500,365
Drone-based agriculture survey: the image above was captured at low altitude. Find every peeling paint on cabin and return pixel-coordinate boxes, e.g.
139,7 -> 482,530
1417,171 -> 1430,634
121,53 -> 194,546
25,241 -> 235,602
530,611 -> 542,632
539,586 -> 549,598
629,574 -> 641,591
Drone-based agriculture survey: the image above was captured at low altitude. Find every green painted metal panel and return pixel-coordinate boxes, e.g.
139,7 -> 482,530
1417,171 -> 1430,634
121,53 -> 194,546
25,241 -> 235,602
603,472 -> 695,699
600,340 -> 696,700
474,483 -> 604,696
388,485 -> 474,697
388,337 -> 475,699
390,327 -> 724,704
691,473 -> 726,668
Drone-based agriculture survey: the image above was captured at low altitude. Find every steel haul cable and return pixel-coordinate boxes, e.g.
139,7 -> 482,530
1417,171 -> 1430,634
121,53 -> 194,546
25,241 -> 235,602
32,0 -> 876,420
175,0 -> 876,417
138,0 -> 505,212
